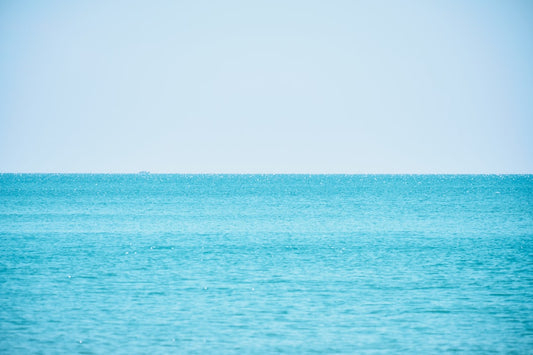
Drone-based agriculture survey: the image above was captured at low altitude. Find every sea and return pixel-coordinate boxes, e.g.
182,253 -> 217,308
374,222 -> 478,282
0,174 -> 532,353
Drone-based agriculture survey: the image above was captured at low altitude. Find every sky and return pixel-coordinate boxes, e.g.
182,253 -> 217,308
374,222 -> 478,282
0,0 -> 532,173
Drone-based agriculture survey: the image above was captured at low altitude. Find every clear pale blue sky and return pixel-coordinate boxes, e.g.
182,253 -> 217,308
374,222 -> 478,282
1,0 -> 532,173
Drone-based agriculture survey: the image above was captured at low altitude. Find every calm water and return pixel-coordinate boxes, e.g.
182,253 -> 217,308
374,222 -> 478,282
1,174 -> 532,353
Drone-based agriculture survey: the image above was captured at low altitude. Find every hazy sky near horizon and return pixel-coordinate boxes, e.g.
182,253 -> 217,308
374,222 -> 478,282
1,0 -> 532,173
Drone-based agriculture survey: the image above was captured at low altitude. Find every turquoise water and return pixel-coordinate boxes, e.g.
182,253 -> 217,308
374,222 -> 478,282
1,174 -> 532,353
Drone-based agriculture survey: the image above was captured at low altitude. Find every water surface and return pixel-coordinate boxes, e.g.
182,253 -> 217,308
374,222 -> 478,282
1,174 -> 532,353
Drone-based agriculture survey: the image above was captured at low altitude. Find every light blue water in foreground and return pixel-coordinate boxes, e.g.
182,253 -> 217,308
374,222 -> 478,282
1,174 -> 532,353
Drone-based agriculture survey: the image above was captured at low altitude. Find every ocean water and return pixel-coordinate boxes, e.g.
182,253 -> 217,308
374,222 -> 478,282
0,174 -> 532,354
